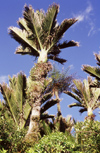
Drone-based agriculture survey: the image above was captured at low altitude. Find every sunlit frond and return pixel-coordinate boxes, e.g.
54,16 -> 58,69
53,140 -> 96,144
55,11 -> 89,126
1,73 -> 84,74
82,65 -> 100,80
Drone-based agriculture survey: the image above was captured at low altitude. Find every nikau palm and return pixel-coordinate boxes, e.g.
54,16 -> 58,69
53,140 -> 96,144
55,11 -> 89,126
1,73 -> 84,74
64,77 -> 100,119
8,3 -> 78,142
9,4 -> 79,64
0,72 -> 31,129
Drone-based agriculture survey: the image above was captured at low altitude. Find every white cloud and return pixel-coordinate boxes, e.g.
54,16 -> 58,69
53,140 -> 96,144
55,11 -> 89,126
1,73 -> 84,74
0,76 -> 8,83
73,1 -> 96,36
75,2 -> 93,23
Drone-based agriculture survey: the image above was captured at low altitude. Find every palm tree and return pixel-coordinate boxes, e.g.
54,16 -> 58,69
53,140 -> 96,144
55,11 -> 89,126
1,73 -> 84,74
9,3 -> 79,64
0,72 -> 31,129
64,76 -> 100,119
8,3 -> 79,142
47,66 -> 74,117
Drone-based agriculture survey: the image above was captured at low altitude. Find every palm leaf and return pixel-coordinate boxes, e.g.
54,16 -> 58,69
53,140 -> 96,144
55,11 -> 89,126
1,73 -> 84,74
94,53 -> 100,66
9,27 -> 40,54
58,40 -> 79,49
48,55 -> 67,64
47,18 -> 77,51
18,18 -> 31,32
23,5 -> 43,50
82,65 -> 100,80
79,108 -> 87,113
42,3 -> 59,45
0,83 -> 19,126
64,91 -> 83,104
68,102 -> 84,108
40,99 -> 59,114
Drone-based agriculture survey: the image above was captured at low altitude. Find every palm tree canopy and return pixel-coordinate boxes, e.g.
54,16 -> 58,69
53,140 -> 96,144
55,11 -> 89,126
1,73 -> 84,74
47,66 -> 74,98
64,76 -> 100,114
9,3 -> 79,64
0,72 -> 31,129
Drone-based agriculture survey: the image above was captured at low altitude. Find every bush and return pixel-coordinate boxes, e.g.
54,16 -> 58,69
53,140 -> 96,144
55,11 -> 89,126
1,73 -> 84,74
0,117 -> 28,153
31,131 -> 80,153
75,120 -> 100,153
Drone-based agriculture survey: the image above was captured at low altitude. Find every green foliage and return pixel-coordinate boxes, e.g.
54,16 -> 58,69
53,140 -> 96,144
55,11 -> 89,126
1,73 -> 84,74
82,52 -> 100,80
0,72 -> 31,129
9,3 -> 78,64
0,116 -> 28,153
48,65 -> 74,98
75,120 -> 100,153
64,76 -> 100,117
0,149 -> 8,153
32,132 -> 80,153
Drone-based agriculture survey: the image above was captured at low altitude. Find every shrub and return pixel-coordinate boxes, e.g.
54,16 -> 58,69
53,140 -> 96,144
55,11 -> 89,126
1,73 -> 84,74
0,117 -> 28,153
31,131 -> 80,153
75,120 -> 100,153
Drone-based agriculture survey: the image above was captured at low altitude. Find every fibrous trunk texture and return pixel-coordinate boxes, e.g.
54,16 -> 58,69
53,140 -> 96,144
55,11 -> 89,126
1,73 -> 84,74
25,62 -> 52,142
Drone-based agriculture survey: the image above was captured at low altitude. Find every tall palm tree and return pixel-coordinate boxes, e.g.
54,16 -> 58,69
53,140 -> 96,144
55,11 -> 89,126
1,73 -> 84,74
8,3 -> 79,142
64,76 -> 100,119
0,72 -> 31,129
9,3 -> 79,64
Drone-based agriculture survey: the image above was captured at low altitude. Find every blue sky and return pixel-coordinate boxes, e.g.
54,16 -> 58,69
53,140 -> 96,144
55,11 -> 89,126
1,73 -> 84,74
0,0 -> 100,121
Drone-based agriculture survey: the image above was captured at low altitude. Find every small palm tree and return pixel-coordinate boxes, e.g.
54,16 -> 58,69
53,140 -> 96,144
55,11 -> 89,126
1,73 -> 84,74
0,72 -> 31,129
47,66 -> 74,116
9,3 -> 79,64
64,76 -> 100,119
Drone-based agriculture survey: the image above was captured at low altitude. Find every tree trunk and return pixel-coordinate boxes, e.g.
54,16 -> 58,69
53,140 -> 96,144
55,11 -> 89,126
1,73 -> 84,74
25,62 -> 52,143
25,99 -> 41,142
38,50 -> 48,63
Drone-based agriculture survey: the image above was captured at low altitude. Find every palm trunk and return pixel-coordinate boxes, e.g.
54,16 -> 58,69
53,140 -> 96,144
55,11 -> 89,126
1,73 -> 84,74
25,99 -> 41,142
87,107 -> 93,116
57,101 -> 62,117
86,107 -> 95,120
25,62 -> 52,142
38,50 -> 48,63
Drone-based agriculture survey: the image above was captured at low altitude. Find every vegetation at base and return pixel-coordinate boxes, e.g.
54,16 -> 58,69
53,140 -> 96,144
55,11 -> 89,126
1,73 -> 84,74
31,132 -> 80,153
75,120 -> 100,153
1,2 -> 100,153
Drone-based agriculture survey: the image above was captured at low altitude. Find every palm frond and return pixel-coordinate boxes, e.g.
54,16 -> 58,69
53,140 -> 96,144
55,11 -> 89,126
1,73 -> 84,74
82,65 -> 100,80
79,108 -> 87,113
9,27 -> 40,54
0,72 -> 31,129
64,91 -> 83,104
42,3 -> 59,39
0,83 -> 19,126
53,19 -> 77,44
94,53 -> 100,66
68,102 -> 84,108
58,40 -> 79,49
23,5 -> 43,50
18,18 -> 31,32
48,55 -> 67,64
41,92 -> 52,104
15,45 -> 39,57
40,99 -> 60,114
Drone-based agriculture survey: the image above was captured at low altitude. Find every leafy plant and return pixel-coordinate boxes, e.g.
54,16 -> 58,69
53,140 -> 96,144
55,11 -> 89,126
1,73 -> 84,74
75,120 -> 100,153
64,76 -> 100,119
0,72 -> 31,130
32,131 -> 80,153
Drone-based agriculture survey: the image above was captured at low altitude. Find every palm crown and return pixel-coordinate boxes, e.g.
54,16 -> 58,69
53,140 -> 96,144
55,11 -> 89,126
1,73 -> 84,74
9,3 -> 79,64
64,76 -> 100,117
